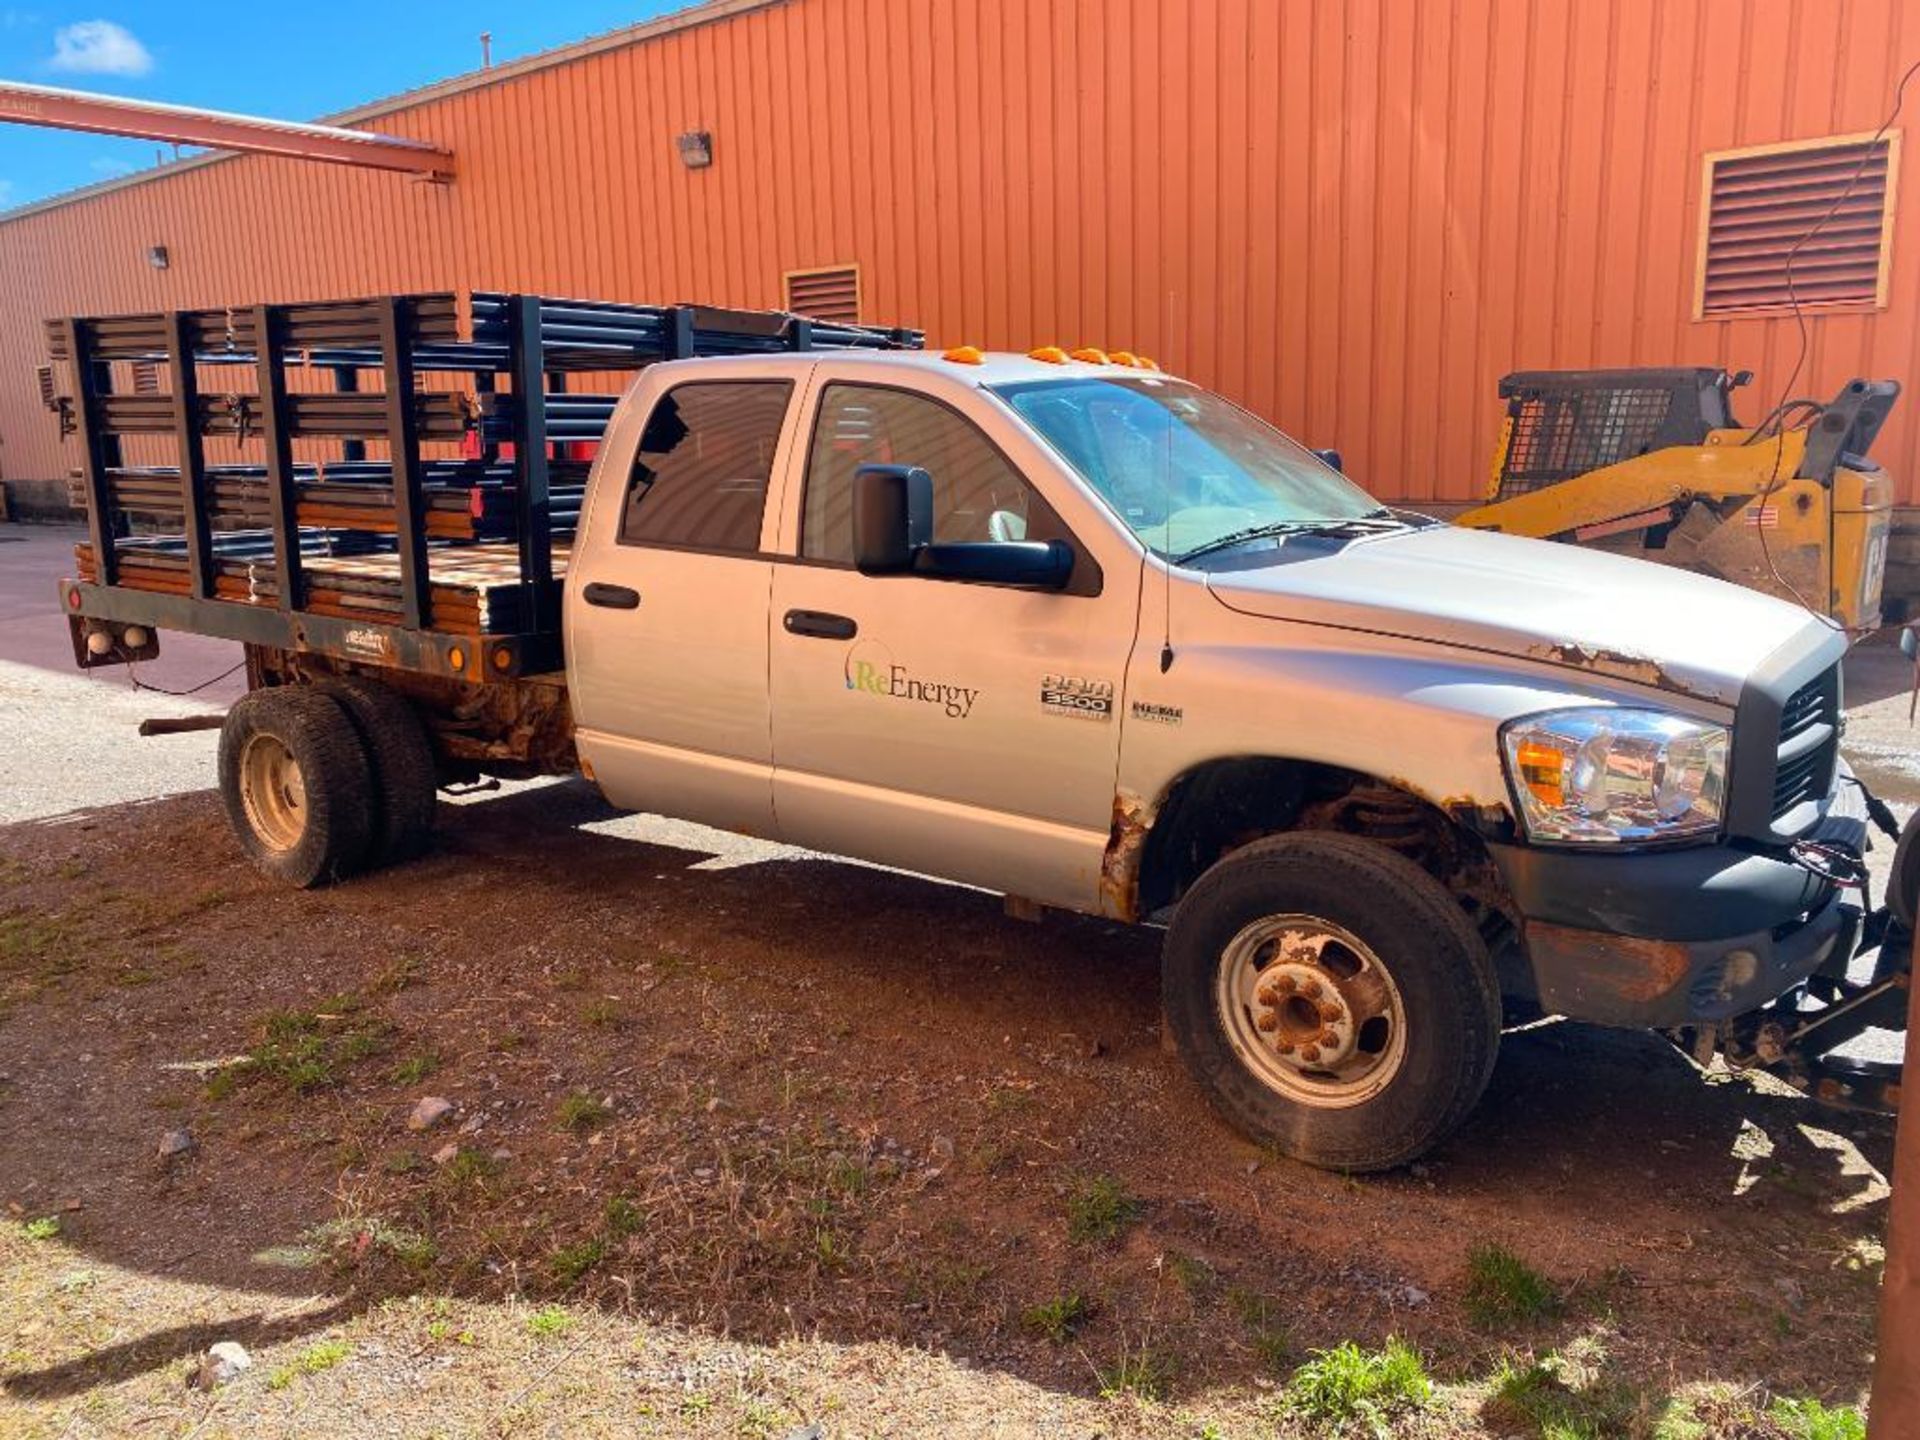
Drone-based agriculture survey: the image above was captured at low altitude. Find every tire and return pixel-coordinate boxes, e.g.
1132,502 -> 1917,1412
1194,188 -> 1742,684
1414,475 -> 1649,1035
312,675 -> 438,865
1888,809 -> 1920,935
218,686 -> 376,887
1162,832 -> 1502,1172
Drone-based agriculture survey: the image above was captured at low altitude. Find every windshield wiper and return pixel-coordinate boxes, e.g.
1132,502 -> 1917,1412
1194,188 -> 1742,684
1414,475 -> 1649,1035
1174,512 -> 1404,565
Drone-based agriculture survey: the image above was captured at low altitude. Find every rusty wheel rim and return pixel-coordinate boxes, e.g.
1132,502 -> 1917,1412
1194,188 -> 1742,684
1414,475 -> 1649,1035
1214,914 -> 1408,1109
238,732 -> 307,853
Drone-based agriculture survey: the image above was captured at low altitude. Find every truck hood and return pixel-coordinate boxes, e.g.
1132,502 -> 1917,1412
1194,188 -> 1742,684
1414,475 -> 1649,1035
1204,523 -> 1827,707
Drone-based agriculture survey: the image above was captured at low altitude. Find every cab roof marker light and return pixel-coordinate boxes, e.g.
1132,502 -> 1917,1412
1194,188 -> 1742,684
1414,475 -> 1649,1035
1138,356 -> 1161,371
1028,345 -> 1070,364
1109,350 -> 1141,368
942,345 -> 986,365
1069,347 -> 1109,365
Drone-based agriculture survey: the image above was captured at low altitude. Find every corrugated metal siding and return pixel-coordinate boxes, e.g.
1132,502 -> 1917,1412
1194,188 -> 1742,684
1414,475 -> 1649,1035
2,0 -> 1915,505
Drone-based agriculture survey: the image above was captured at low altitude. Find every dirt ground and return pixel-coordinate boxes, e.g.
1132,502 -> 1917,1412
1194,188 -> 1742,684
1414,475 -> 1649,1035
0,776 -> 1892,1438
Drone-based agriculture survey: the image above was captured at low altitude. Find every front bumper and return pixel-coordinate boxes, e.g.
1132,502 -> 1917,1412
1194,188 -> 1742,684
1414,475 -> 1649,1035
1488,772 -> 1866,1028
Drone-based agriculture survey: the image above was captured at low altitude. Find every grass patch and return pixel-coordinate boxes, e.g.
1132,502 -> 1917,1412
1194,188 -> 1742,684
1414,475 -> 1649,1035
549,1236 -> 608,1286
1282,1338 -> 1431,1434
556,1091 -> 611,1133
22,1216 -> 60,1241
229,998 -> 394,1094
1066,1173 -> 1142,1245
1224,1286 -> 1289,1374
1095,1342 -> 1176,1401
581,997 -> 625,1028
1772,1397 -> 1867,1440
266,1338 -> 351,1391
526,1305 -> 573,1338
389,1051 -> 440,1085
1020,1292 -> 1091,1344
1487,1355 -> 1655,1439
1465,1243 -> 1560,1329
307,1217 -> 436,1271
603,1195 -> 644,1239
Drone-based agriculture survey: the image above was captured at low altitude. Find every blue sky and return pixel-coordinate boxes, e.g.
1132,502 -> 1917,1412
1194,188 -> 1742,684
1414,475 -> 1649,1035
0,3 -> 687,210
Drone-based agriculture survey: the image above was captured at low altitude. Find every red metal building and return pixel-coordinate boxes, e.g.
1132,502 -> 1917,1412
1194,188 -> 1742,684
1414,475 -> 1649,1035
1,0 -> 1916,528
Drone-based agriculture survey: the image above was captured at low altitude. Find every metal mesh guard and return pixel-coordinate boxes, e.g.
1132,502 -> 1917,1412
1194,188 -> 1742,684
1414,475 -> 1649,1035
1498,386 -> 1676,498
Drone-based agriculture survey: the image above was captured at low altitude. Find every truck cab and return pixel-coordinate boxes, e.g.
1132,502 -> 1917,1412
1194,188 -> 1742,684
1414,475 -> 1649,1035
563,347 -> 1861,1169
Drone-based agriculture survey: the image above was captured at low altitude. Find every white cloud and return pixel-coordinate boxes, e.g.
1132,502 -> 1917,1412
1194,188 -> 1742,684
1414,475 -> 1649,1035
89,156 -> 135,177
48,19 -> 152,76
0,180 -> 14,207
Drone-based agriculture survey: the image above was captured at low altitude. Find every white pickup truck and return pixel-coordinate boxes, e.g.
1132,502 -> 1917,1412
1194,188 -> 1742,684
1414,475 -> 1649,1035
57,297 -> 1873,1170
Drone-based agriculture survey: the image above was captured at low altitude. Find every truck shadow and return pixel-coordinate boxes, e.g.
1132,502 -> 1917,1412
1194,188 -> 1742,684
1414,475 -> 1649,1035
0,781 -> 1894,1410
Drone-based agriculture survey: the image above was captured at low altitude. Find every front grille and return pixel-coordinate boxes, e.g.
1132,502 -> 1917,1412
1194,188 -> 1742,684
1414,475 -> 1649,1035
1771,668 -> 1840,821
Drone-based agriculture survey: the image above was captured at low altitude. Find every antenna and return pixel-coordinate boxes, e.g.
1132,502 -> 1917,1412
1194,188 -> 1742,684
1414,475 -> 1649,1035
1159,288 -> 1175,673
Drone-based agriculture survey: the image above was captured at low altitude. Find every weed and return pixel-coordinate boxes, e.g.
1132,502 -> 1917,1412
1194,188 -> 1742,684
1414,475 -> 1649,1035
369,952 -> 424,994
22,1216 -> 60,1241
581,997 -> 625,1028
1021,1292 -> 1092,1343
389,1051 -> 440,1085
241,1002 -> 393,1094
382,1150 -> 427,1177
549,1236 -> 608,1286
603,1195 -> 644,1239
1164,1251 -> 1215,1294
1282,1338 -> 1431,1435
526,1305 -> 573,1338
1771,1397 -> 1867,1440
307,1217 -> 436,1271
1488,1355 -> 1653,1440
1465,1243 -> 1561,1329
678,1392 -> 714,1417
1250,1326 -> 1292,1374
1096,1341 -> 1177,1402
556,1091 -> 612,1132
1066,1173 -> 1142,1245
266,1338 -> 351,1390
440,1148 -> 502,1190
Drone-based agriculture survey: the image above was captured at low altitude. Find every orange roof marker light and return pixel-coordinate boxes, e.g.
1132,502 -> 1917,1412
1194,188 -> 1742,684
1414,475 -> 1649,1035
1137,357 -> 1161,371
1028,345 -> 1070,364
942,345 -> 986,365
1109,350 -> 1141,368
1069,347 -> 1109,365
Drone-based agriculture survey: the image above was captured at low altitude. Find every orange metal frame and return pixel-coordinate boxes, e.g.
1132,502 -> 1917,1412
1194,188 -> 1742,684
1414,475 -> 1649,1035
0,81 -> 453,180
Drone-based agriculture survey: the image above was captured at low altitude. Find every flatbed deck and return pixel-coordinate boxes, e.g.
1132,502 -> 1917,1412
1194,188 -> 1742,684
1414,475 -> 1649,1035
49,291 -> 921,682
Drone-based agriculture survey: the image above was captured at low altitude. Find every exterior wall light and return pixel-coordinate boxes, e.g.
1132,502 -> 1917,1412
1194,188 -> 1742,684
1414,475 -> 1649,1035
676,130 -> 712,169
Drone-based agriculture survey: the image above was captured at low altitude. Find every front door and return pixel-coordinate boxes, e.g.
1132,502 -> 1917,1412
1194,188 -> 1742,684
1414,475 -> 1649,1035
568,376 -> 798,838
768,381 -> 1141,909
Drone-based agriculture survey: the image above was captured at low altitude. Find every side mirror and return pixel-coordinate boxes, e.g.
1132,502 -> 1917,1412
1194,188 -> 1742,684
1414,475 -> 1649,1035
1312,447 -> 1344,473
854,464 -> 932,574
853,462 -> 1075,590
1902,624 -> 1918,661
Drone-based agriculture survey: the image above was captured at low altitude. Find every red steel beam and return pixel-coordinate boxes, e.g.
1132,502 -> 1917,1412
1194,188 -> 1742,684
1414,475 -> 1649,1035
0,81 -> 453,179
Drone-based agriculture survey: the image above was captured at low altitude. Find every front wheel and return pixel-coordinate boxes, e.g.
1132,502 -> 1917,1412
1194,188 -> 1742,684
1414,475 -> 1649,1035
1162,832 -> 1501,1171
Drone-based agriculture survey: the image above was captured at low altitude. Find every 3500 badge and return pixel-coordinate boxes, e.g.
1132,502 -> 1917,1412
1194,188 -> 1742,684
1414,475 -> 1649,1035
1039,674 -> 1114,721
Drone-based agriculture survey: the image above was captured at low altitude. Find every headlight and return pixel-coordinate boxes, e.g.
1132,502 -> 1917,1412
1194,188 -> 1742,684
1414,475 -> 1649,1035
1501,708 -> 1728,846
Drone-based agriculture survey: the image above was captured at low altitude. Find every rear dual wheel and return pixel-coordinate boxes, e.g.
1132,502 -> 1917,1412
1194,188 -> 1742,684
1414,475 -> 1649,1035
217,681 -> 437,887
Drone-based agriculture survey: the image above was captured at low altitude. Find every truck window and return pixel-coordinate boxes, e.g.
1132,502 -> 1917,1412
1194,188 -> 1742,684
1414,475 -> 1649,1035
620,381 -> 793,554
801,383 -> 1070,564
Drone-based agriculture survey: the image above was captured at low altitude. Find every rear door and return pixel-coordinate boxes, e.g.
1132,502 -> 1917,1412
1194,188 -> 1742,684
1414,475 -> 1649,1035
567,368 -> 805,837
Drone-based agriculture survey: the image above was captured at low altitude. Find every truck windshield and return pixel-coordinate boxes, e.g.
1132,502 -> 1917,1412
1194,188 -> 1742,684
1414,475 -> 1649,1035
991,375 -> 1385,562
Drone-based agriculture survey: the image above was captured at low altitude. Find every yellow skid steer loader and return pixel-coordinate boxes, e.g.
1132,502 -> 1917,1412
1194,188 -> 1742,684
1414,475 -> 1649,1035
1457,369 -> 1900,628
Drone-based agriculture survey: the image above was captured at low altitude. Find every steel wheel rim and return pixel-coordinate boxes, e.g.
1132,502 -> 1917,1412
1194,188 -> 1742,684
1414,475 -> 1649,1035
1214,913 -> 1408,1109
239,732 -> 307,853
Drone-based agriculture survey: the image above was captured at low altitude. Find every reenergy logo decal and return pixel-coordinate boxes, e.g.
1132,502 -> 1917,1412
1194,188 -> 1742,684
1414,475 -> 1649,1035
844,640 -> 979,719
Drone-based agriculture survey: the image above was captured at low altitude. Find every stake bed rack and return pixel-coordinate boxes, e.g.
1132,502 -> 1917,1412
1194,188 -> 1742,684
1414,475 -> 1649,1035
49,291 -> 922,679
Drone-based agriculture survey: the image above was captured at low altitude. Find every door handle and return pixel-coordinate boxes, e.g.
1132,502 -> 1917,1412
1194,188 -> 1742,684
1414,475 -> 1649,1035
783,609 -> 858,640
582,582 -> 640,610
